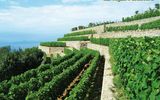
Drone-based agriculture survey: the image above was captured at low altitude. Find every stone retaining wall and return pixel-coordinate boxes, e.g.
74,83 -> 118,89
66,30 -> 160,39
87,43 -> 115,100
93,29 -> 160,38
65,41 -> 81,50
71,16 -> 160,34
38,46 -> 64,57
65,41 -> 90,50
87,43 -> 107,56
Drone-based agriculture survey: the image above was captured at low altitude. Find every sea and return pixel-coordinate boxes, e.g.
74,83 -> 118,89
0,33 -> 64,50
0,41 -> 40,50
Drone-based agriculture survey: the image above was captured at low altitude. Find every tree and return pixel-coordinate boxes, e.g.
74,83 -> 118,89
71,27 -> 78,31
155,3 -> 160,9
88,23 -> 96,27
78,26 -> 85,30
135,10 -> 139,14
0,47 -> 44,82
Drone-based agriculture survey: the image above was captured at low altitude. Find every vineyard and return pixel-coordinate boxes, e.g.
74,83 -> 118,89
35,12 -> 160,99
90,38 -> 110,46
89,37 -> 160,99
64,30 -> 96,37
105,24 -> 139,32
0,49 -> 104,100
105,19 -> 160,32
140,19 -> 160,30
122,5 -> 160,22
57,36 -> 89,41
40,42 -> 66,47
110,37 -> 160,99
1,3 -> 160,100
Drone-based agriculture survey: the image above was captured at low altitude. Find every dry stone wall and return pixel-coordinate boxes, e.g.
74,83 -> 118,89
66,41 -> 90,50
87,43 -> 115,100
93,29 -> 160,38
68,30 -> 160,39
66,41 -> 81,50
71,16 -> 160,34
38,46 -> 64,57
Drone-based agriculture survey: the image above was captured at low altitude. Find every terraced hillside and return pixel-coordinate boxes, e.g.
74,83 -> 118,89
89,37 -> 160,99
1,4 -> 160,100
50,8 -> 160,100
0,49 -> 105,100
71,16 -> 160,34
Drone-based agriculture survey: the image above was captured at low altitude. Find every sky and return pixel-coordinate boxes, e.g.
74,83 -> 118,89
0,0 -> 159,43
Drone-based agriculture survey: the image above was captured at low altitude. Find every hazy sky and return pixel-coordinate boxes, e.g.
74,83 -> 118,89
0,0 -> 159,42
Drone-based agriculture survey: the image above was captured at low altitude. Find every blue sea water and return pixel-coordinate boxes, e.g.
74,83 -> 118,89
0,41 -> 40,50
0,33 -> 64,50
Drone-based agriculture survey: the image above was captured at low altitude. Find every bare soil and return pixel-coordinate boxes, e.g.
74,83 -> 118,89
57,62 -> 91,100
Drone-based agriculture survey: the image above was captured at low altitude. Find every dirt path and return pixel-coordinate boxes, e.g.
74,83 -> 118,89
57,62 -> 91,100
85,56 -> 105,100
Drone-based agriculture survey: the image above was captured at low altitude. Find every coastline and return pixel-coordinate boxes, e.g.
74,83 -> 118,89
0,41 -> 40,50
